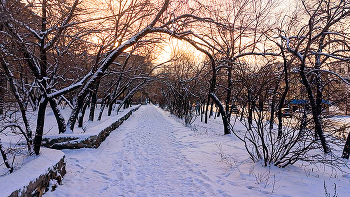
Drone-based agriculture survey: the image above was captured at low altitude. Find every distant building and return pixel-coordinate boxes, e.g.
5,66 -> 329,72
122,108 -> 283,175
327,61 -> 350,114
328,61 -> 350,80
289,99 -> 331,112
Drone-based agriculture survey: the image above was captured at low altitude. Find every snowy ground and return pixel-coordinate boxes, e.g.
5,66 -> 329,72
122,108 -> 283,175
43,105 -> 350,197
0,148 -> 64,197
0,104 -> 138,177
329,115 -> 350,125
41,104 -> 139,136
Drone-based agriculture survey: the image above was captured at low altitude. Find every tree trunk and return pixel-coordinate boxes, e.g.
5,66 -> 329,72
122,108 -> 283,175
269,73 -> 283,130
33,99 -> 48,155
0,139 -> 13,173
49,98 -> 66,134
89,91 -> 97,121
342,132 -> 350,159
67,93 -> 86,132
67,75 -> 103,132
205,94 -> 210,123
20,108 -> 32,144
225,62 -> 233,122
78,97 -> 90,127
107,99 -> 114,117
300,67 -> 329,153
98,95 -> 110,121
247,92 -> 253,130
200,104 -> 204,122
277,89 -> 288,138
210,93 -> 230,135
108,85 -> 128,116
0,75 -> 3,115
278,56 -> 289,138
107,52 -> 131,115
269,97 -> 276,130
89,80 -> 100,121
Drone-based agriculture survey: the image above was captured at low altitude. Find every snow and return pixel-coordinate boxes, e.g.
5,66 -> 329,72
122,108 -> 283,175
329,115 -> 350,124
0,148 -> 64,197
43,105 -> 140,140
0,104 -> 139,177
1,104 -> 139,141
42,105 -> 350,196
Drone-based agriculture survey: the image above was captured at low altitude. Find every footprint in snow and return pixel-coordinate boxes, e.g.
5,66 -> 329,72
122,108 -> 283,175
91,169 -> 108,176
260,190 -> 270,195
246,185 -> 257,190
342,173 -> 350,178
75,163 -> 84,169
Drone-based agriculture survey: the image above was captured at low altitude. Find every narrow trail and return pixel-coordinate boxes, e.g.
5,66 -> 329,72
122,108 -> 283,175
45,105 -> 230,196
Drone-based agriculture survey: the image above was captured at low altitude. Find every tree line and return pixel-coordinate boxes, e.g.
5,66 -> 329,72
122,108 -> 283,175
1,0 -> 350,173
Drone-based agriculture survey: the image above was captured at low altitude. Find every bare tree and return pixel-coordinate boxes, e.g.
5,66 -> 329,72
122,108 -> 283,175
278,0 -> 350,154
166,0 -> 279,134
0,0 -> 102,154
156,49 -> 206,125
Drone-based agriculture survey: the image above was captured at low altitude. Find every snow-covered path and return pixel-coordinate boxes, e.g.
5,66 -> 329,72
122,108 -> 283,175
45,105 -> 228,197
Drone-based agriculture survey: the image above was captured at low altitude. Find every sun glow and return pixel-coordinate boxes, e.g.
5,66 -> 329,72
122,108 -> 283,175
155,38 -> 206,64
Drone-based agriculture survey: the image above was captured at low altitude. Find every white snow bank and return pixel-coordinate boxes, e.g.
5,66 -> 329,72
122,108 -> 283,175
157,107 -> 350,196
44,105 -> 140,139
41,105 -> 140,149
329,115 -> 350,124
43,105 -> 350,196
0,148 -> 65,197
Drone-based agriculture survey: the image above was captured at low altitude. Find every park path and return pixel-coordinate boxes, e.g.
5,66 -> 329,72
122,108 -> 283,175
45,105 -> 229,197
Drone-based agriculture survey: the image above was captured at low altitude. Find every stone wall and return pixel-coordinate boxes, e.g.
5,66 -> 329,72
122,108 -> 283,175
8,156 -> 66,197
5,106 -> 140,197
42,105 -> 141,149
